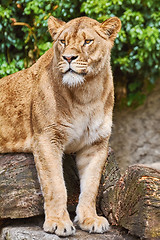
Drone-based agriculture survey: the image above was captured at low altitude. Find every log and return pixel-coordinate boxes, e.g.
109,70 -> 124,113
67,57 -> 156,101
0,153 -> 43,218
0,150 -> 160,239
101,158 -> 160,239
0,153 -> 79,219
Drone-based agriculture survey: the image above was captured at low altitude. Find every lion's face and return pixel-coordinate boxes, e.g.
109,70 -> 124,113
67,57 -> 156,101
48,16 -> 121,87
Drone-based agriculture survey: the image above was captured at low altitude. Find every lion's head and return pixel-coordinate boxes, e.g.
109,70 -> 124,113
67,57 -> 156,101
48,16 -> 121,87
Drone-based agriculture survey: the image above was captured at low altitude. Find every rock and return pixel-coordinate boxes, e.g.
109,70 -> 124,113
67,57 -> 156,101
0,217 -> 139,240
1,226 -> 60,240
143,162 -> 160,171
111,82 -> 160,171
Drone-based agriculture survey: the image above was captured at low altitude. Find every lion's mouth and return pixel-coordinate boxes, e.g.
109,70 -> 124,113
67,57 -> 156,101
65,68 -> 76,74
64,68 -> 86,76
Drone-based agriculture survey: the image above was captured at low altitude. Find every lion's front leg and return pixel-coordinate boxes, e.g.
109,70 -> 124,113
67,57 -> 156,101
75,139 -> 110,233
33,134 -> 75,236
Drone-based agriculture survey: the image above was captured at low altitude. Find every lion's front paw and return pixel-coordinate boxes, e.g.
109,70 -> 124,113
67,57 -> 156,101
75,215 -> 109,233
43,218 -> 76,236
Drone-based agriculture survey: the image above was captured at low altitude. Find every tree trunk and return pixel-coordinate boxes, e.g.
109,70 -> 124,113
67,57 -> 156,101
101,152 -> 160,239
0,150 -> 160,239
0,153 -> 79,218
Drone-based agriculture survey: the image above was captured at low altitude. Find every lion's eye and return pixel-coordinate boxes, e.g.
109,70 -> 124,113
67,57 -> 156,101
60,40 -> 65,45
84,39 -> 93,45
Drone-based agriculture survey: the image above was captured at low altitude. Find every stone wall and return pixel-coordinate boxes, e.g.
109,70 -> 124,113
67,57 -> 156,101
110,81 -> 160,171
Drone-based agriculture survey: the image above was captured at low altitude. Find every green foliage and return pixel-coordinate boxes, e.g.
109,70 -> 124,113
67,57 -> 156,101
0,0 -> 160,106
0,0 -> 82,75
81,0 -> 160,106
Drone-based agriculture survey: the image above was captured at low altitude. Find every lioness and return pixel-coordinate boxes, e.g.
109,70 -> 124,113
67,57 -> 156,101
0,16 -> 121,236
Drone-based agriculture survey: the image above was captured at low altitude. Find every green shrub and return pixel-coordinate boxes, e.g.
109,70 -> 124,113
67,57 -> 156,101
0,0 -> 160,106
0,0 -> 82,73
81,0 -> 160,106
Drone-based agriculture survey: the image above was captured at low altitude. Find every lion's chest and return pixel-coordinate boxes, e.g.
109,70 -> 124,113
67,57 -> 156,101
64,106 -> 112,153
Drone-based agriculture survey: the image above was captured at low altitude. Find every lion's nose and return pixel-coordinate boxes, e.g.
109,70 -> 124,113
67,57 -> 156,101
62,55 -> 78,63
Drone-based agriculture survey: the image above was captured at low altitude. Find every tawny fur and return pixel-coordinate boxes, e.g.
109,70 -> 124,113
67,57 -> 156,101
0,16 -> 121,236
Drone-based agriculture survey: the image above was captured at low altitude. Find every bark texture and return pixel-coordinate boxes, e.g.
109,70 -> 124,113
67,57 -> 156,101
101,156 -> 160,239
0,153 -> 43,219
0,153 -> 79,219
0,151 -> 160,239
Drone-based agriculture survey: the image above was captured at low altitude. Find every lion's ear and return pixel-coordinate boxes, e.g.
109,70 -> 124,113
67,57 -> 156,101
101,17 -> 121,41
48,16 -> 66,39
